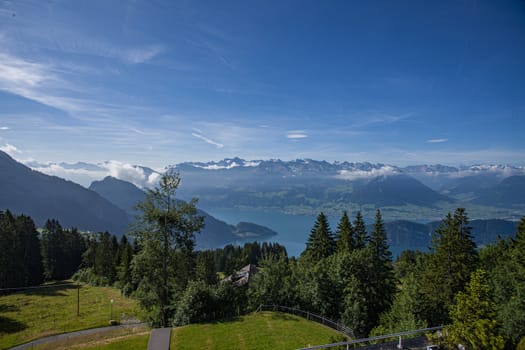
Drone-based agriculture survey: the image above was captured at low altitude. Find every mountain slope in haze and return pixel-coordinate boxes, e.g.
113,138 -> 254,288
385,218 -> 518,256
89,176 -> 278,248
89,176 -> 145,216
0,151 -> 129,234
350,175 -> 451,207
470,176 -> 525,207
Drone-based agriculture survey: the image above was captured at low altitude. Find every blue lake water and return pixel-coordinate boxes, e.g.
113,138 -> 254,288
204,208 -> 343,257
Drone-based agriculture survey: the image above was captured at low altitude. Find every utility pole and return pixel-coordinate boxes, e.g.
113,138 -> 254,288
77,283 -> 80,316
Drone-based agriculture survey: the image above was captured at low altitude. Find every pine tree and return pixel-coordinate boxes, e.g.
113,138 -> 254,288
0,211 -> 21,288
41,219 -> 66,280
421,208 -> 479,325
95,232 -> 117,283
117,235 -> 134,294
366,209 -> 395,332
16,214 -> 44,286
0,212 -> 44,288
485,216 -> 525,344
304,212 -> 334,262
353,211 -> 368,249
336,210 -> 355,253
196,250 -> 218,285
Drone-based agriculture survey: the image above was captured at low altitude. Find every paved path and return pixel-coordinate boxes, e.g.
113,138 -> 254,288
147,328 -> 171,350
9,322 -> 148,350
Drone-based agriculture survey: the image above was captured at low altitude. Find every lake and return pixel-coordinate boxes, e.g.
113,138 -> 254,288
204,208 -> 344,257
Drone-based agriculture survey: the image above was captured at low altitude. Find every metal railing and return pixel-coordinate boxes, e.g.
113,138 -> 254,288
256,304 -> 354,338
296,325 -> 444,350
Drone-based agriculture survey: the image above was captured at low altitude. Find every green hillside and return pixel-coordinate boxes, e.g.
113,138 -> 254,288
171,311 -> 348,350
0,281 -> 140,349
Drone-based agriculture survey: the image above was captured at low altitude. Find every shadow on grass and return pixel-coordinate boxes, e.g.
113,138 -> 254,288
0,303 -> 20,312
21,281 -> 78,297
0,315 -> 27,334
197,316 -> 243,325
270,312 -> 299,322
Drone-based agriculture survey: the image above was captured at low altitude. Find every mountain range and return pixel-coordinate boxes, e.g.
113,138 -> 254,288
2,151 -> 523,255
169,158 -> 525,221
0,151 -> 276,248
24,156 -> 525,221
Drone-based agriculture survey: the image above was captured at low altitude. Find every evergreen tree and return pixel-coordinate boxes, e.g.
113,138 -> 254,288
336,210 -> 355,253
484,216 -> 525,345
447,269 -> 505,350
131,169 -> 204,327
371,272 -> 427,336
117,235 -> 134,295
353,211 -> 367,249
0,212 -> 44,288
0,211 -> 21,288
368,209 -> 391,262
63,227 -> 85,278
95,232 -> 117,283
366,209 -> 395,329
303,212 -> 334,262
341,274 -> 369,338
16,214 -> 44,286
196,250 -> 218,285
41,219 -> 66,280
421,208 -> 479,325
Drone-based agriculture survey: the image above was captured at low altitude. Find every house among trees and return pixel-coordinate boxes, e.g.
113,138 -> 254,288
224,264 -> 259,286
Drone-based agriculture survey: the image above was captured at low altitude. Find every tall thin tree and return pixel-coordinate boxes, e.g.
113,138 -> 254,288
132,168 -> 204,327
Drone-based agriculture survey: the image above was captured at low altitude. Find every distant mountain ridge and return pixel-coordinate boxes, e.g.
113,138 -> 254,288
21,155 -> 525,220
0,152 -> 277,249
0,151 -> 129,234
349,175 -> 450,207
383,218 -> 519,256
89,176 -> 278,248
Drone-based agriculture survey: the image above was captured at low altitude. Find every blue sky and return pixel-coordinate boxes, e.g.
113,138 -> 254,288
0,0 -> 524,168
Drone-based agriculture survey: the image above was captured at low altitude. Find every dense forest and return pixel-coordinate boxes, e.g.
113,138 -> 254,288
1,172 -> 525,349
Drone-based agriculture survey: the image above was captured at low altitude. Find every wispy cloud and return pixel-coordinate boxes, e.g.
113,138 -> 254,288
0,126 -> 9,130
123,45 -> 164,64
427,138 -> 448,143
346,112 -> 414,130
286,130 -> 308,139
191,132 -> 224,148
0,52 -> 53,89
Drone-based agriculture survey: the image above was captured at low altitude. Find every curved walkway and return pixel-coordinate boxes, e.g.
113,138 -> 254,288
147,328 -> 171,350
9,322 -> 148,350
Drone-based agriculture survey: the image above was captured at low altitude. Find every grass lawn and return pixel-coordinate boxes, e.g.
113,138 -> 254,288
171,311 -> 348,350
0,281 -> 140,349
31,326 -> 150,350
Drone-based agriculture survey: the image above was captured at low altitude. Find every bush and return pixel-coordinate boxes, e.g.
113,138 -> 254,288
173,280 -> 242,326
173,280 -> 215,326
72,268 -> 111,286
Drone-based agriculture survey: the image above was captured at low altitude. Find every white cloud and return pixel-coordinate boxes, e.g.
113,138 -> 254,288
0,143 -> 21,155
427,138 -> 448,143
336,165 -> 400,180
105,161 -> 149,186
191,132 -> 224,148
27,159 -> 162,188
0,126 -> 9,130
286,130 -> 308,139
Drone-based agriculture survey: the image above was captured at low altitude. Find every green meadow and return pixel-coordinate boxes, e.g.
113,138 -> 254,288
0,281 -> 139,349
